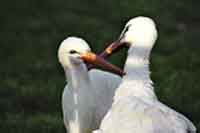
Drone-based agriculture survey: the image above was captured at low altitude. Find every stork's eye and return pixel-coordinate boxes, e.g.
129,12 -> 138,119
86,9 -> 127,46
119,24 -> 131,40
124,24 -> 131,33
69,50 -> 78,54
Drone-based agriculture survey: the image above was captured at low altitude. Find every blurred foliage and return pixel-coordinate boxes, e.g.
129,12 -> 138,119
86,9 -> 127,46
0,0 -> 200,132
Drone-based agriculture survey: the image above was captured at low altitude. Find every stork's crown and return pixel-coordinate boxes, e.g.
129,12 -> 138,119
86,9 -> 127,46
58,37 -> 91,55
58,37 -> 91,68
121,16 -> 158,49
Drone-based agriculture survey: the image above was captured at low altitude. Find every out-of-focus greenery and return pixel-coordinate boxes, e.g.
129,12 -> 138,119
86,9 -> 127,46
0,0 -> 200,132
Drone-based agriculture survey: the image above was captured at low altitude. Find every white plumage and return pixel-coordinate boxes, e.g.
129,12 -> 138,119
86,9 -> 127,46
93,17 -> 196,133
58,37 -> 121,133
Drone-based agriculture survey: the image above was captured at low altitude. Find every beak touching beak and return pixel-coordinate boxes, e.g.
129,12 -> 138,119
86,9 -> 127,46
80,52 -> 125,76
85,28 -> 129,75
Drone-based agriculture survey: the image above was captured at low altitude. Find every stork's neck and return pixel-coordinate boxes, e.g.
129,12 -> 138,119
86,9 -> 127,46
114,46 -> 157,101
64,63 -> 95,133
65,63 -> 90,90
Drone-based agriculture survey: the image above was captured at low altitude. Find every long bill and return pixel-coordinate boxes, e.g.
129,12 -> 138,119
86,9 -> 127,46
104,41 -> 127,56
98,26 -> 129,59
87,40 -> 126,70
81,52 -> 125,76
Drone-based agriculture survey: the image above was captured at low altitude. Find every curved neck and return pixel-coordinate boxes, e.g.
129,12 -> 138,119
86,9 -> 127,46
64,63 -> 95,133
125,46 -> 150,75
114,45 -> 157,101
65,63 -> 90,90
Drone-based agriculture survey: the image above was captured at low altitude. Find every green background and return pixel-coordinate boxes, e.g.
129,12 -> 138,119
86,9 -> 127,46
0,0 -> 200,132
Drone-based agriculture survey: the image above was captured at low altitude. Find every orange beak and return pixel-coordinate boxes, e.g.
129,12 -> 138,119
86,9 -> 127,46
99,40 -> 126,58
80,52 -> 125,76
87,40 -> 127,72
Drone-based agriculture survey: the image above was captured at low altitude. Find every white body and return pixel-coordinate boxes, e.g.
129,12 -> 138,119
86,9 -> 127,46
58,37 -> 121,133
93,17 -> 196,133
62,68 -> 121,133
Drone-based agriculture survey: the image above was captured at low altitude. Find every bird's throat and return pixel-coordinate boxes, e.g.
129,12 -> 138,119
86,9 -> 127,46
114,46 -> 157,100
65,63 -> 90,89
64,64 -> 95,133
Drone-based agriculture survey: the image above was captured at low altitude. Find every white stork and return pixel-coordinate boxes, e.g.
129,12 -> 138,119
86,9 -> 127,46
93,16 -> 196,133
58,37 -> 123,133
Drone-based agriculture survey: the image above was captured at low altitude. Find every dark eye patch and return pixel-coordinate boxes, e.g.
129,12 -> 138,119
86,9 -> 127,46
119,24 -> 131,40
124,24 -> 131,33
69,50 -> 78,54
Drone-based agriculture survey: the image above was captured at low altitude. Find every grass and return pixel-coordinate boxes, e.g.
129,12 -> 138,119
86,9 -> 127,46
0,0 -> 200,132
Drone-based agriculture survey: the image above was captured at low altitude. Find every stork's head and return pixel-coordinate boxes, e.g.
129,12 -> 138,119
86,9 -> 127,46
58,37 -> 124,76
58,37 -> 91,68
103,17 -> 158,57
119,16 -> 158,48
